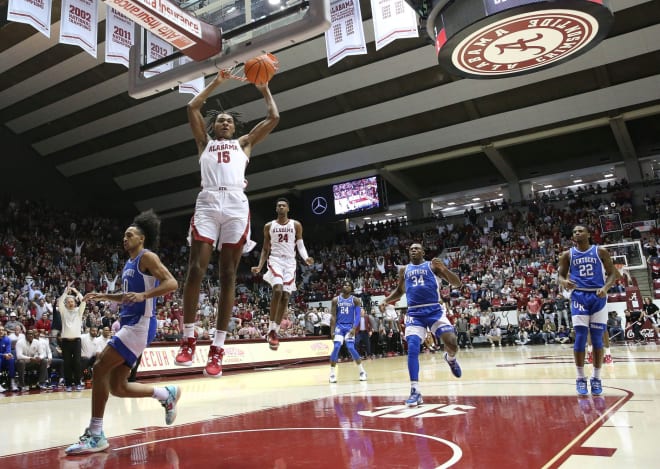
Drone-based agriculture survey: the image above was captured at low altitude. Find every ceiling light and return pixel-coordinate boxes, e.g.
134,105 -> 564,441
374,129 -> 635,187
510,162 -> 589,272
447,202 -> 456,205
544,184 -> 552,188
604,173 -> 613,178
472,197 -> 480,201
573,179 -> 582,183
385,213 -> 393,216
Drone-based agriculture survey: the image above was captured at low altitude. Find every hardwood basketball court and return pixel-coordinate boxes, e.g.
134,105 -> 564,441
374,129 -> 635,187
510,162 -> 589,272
1,342 -> 658,468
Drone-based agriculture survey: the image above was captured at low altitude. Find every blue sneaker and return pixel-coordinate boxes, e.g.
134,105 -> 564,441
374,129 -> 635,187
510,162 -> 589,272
576,378 -> 589,396
405,389 -> 423,407
444,352 -> 462,378
65,428 -> 109,455
590,377 -> 603,396
160,385 -> 181,425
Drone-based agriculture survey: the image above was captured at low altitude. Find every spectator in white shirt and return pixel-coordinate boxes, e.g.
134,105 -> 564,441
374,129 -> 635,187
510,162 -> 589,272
38,329 -> 63,386
486,326 -> 502,347
93,327 -> 111,355
15,330 -> 49,391
80,327 -> 99,380
59,281 -> 86,391
103,273 -> 119,293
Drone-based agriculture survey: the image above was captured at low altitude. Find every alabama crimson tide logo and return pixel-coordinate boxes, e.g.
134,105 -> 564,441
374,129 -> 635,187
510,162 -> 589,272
432,0 -> 613,78
451,10 -> 598,76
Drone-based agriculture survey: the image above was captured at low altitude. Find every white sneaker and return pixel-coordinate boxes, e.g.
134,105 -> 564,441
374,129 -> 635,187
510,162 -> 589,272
359,370 -> 367,381
329,373 -> 337,383
0,384 -> 6,393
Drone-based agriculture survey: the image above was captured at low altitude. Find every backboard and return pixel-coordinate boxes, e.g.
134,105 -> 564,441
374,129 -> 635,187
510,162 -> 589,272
601,241 -> 646,271
128,0 -> 331,98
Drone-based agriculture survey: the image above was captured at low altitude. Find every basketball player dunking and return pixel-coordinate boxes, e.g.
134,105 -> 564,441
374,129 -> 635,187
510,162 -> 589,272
175,70 -> 280,377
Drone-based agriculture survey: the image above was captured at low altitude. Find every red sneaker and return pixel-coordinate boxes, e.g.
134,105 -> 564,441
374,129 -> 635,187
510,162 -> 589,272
175,337 -> 196,366
604,354 -> 613,364
267,330 -> 280,351
586,351 -> 593,364
204,346 -> 224,378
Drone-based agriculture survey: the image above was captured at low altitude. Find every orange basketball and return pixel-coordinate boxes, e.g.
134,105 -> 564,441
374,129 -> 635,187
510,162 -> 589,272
244,53 -> 279,85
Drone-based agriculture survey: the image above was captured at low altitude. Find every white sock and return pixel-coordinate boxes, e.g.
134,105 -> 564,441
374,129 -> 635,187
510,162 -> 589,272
269,321 -> 277,332
183,324 -> 195,339
587,344 -> 593,353
576,367 -> 585,378
152,387 -> 169,401
89,417 -> 103,435
330,366 -> 336,375
212,330 -> 227,348
593,367 -> 602,379
358,363 -> 365,373
605,347 -> 611,355
411,381 -> 419,393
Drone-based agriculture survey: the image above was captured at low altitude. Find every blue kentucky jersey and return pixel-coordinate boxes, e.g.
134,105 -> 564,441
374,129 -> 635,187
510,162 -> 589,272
120,249 -> 158,326
569,245 -> 606,290
404,261 -> 441,308
336,295 -> 359,326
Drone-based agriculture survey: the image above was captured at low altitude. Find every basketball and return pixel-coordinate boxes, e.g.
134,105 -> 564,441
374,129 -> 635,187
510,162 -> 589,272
244,53 -> 279,85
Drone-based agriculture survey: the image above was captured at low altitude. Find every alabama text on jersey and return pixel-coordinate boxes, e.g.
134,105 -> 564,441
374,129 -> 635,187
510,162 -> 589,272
269,219 -> 296,259
199,139 -> 248,190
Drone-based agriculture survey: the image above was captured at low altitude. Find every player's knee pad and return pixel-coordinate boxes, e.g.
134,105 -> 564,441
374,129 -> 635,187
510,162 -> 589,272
407,334 -> 422,357
330,341 -> 342,362
345,340 -> 361,360
590,325 -> 605,349
433,323 -> 455,341
573,326 -> 589,352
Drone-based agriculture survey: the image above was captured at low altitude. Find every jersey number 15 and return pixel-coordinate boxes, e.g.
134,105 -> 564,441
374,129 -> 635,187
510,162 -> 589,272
216,151 -> 231,163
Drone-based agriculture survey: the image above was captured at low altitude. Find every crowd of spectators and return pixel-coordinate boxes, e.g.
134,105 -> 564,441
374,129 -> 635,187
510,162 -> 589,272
1,178 -> 659,392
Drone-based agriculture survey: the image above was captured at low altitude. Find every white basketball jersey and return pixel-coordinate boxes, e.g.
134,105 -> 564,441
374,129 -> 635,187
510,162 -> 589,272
269,219 -> 296,260
199,139 -> 248,189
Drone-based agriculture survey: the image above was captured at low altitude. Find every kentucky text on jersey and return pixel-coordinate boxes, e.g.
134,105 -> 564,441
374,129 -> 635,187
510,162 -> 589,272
405,261 -> 442,309
406,268 -> 429,278
121,250 -> 158,325
569,245 -> 606,290
572,257 -> 599,265
336,295 -> 358,325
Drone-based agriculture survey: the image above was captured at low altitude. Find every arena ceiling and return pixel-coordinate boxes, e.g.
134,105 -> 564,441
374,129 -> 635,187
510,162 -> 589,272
1,0 -> 660,230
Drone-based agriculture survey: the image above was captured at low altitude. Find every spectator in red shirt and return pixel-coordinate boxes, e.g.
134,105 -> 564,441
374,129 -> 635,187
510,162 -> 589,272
527,295 -> 542,319
34,312 -> 52,333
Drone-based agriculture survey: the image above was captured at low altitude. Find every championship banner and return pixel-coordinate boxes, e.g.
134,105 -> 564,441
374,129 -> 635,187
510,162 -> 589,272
105,6 -> 134,67
104,0 -> 221,61
325,0 -> 367,67
60,0 -> 98,57
371,0 -> 419,51
144,31 -> 174,78
7,0 -> 52,38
